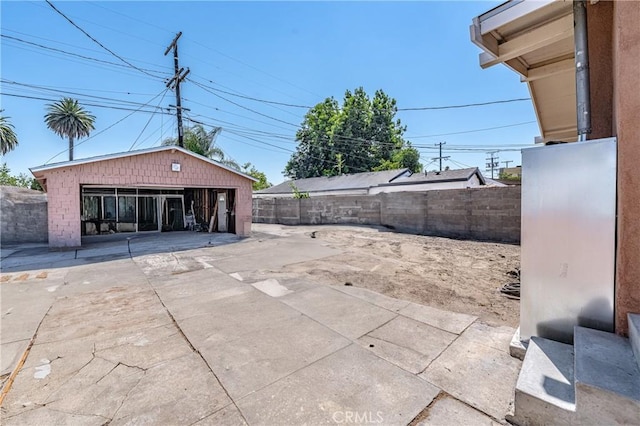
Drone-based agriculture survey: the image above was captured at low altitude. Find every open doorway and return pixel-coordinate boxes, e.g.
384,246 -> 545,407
160,196 -> 185,231
183,188 -> 236,233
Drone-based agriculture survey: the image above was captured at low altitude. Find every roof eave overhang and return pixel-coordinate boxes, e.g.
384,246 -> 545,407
471,0 -> 578,143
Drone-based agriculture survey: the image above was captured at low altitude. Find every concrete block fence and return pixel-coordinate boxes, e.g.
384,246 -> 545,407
252,187 -> 521,243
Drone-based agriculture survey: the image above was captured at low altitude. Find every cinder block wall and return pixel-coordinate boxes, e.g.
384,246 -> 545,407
253,187 -> 521,243
0,186 -> 48,245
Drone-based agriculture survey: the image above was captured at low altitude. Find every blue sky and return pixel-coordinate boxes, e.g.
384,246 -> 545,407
1,1 -> 537,185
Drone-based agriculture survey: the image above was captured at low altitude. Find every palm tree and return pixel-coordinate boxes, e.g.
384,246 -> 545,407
45,97 -> 95,161
0,112 -> 18,155
162,124 -> 239,169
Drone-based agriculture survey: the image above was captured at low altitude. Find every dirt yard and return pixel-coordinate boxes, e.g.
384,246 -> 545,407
260,225 -> 521,327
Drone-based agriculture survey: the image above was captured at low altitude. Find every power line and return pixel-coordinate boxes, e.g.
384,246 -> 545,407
1,34 -> 171,77
183,99 -> 295,132
44,0 -> 166,80
406,121 -> 537,139
83,2 -> 320,105
187,75 -> 304,119
1,79 -> 169,110
129,89 -> 170,151
189,79 -> 300,128
398,98 -> 530,111
188,80 -> 311,109
4,82 -> 533,156
2,92 -> 171,115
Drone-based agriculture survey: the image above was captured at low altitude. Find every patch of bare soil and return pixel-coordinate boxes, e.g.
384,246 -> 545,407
283,228 -> 521,327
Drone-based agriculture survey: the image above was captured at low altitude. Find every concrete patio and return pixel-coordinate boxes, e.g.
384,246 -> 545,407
1,225 -> 521,425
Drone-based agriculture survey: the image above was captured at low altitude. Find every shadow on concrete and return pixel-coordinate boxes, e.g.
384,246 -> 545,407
0,231 -> 247,273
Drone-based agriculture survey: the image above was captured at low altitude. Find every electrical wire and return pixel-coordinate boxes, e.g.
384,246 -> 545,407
189,79 -> 300,128
44,0 -> 167,80
2,93 -> 170,115
129,89 -> 170,150
83,2 -> 320,105
406,121 -> 537,139
1,34 -> 171,77
2,79 -> 169,110
188,79 -> 311,109
397,98 -> 530,111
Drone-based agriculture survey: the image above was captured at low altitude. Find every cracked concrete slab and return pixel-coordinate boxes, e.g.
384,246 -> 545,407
44,357 -> 144,418
35,286 -> 172,344
358,315 -> 457,374
250,278 -> 293,298
177,290 -> 301,348
416,395 -> 501,426
110,353 -> 232,425
237,344 -> 440,426
2,406 -> 109,426
399,302 -> 477,335
1,339 -> 29,377
58,259 -> 150,296
199,313 -> 351,399
1,280 -> 58,345
144,266 -> 234,294
2,338 -> 97,417
94,324 -> 193,370
210,239 -> 342,274
280,286 -> 398,339
1,227 -> 522,425
419,322 -> 521,421
154,274 -> 254,321
333,284 -> 411,312
192,404 -> 247,425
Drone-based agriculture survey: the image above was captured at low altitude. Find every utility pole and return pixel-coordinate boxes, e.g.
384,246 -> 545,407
486,151 -> 499,179
432,141 -> 450,172
502,160 -> 512,169
164,32 -> 189,148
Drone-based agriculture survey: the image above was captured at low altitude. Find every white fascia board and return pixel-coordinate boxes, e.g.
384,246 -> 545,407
478,0 -> 557,35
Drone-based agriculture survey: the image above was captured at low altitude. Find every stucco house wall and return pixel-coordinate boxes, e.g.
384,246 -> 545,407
35,148 -> 254,248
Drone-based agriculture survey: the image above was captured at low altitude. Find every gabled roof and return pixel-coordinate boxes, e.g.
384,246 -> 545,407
255,169 -> 409,195
30,145 -> 257,181
378,167 -> 486,187
471,0 -> 577,142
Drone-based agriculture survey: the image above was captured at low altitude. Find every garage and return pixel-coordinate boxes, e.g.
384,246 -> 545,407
30,145 -> 256,248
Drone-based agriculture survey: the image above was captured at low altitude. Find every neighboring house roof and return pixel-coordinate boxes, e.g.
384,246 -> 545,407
255,169 -> 409,195
484,178 -> 510,187
30,145 -> 257,182
471,0 -> 577,142
386,167 -> 486,186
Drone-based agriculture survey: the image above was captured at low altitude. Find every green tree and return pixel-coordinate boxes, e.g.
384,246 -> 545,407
284,87 -> 421,178
374,145 -> 422,173
284,98 -> 340,179
162,124 -> 240,170
0,163 -> 42,190
0,112 -> 19,155
242,162 -> 271,191
44,97 -> 95,161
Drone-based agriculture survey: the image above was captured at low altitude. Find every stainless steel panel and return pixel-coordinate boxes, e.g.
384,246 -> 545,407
521,138 -> 616,344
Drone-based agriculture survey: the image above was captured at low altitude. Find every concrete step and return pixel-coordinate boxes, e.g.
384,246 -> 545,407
511,336 -> 576,425
574,326 -> 640,425
629,313 -> 640,372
